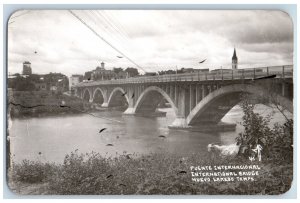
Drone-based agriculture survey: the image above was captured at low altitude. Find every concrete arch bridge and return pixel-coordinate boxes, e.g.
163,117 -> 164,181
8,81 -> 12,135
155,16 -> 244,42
73,65 -> 293,131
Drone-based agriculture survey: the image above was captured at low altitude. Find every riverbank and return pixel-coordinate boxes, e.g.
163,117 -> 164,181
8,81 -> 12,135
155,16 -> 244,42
8,91 -> 86,118
7,151 -> 293,195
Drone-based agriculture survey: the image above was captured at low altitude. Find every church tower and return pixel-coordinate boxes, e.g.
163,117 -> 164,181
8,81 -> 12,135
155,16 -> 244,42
232,48 -> 238,70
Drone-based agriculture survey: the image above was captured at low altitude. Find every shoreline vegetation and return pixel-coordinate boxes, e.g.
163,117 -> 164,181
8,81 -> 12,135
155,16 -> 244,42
7,91 -> 293,195
8,90 -> 130,119
8,91 -> 86,118
8,151 -> 293,195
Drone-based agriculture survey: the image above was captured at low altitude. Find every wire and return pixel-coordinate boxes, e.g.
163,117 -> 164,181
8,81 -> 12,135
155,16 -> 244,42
68,10 -> 146,73
103,10 -> 131,40
86,10 -> 128,54
95,11 -> 130,44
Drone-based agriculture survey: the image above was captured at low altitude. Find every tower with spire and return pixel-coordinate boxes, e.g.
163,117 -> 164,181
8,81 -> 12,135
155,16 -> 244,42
232,48 -> 238,70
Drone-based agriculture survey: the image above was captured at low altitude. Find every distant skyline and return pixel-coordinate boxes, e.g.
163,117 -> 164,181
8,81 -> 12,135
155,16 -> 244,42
8,10 -> 293,77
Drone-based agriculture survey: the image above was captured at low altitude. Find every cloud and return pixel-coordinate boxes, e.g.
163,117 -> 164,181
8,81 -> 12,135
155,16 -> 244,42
7,10 -> 294,76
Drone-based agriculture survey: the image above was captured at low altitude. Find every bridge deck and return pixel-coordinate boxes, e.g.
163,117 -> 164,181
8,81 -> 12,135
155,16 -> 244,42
75,65 -> 293,87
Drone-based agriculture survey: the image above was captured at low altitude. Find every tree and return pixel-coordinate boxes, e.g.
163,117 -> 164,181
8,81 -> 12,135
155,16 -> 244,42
84,71 -> 93,80
15,79 -> 35,91
113,67 -> 123,74
125,67 -> 139,77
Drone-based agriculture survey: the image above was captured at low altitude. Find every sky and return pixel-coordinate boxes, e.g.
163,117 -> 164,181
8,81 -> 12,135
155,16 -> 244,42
7,10 -> 294,77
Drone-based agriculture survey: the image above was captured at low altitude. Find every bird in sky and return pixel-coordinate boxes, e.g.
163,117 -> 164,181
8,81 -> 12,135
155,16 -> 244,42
199,59 -> 206,64
34,51 -> 37,54
117,56 -> 123,58
131,93 -> 135,98
99,128 -> 107,133
106,174 -> 113,179
158,135 -> 166,138
106,143 -> 114,146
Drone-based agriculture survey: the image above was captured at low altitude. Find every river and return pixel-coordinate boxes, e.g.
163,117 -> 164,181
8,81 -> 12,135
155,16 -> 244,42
8,104 -> 290,163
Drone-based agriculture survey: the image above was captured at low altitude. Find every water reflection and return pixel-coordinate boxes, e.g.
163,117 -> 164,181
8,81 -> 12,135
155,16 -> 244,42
9,104 -> 290,163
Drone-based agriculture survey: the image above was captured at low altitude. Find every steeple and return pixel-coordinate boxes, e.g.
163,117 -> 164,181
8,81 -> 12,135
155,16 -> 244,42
232,48 -> 237,60
232,48 -> 238,70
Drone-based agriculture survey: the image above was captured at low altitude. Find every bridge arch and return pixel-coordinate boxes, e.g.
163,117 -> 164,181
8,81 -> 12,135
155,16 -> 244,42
133,86 -> 178,115
186,84 -> 293,125
107,87 -> 129,107
92,87 -> 106,104
82,88 -> 92,102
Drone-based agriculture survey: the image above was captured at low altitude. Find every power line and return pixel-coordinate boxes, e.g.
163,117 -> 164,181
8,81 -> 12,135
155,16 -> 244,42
90,11 -> 135,63
84,10 -> 127,54
68,10 -> 146,73
88,10 -> 129,53
95,11 -> 130,44
104,11 -> 131,40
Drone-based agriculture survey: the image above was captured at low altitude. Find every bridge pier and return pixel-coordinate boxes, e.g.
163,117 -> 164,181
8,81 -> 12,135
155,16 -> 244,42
123,107 -> 135,115
101,103 -> 109,107
168,117 -> 189,129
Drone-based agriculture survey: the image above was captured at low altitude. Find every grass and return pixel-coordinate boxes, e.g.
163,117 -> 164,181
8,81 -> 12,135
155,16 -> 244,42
8,151 -> 293,195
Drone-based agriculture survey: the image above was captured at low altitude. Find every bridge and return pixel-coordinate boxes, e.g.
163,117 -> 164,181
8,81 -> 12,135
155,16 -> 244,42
73,65 -> 293,131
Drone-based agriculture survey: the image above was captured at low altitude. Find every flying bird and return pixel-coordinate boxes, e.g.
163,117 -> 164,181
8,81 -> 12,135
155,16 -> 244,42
199,59 -> 206,64
177,170 -> 187,175
106,174 -> 113,179
131,93 -> 135,99
34,51 -> 37,54
99,128 -> 107,133
38,152 -> 42,155
121,91 -> 127,96
158,135 -> 166,138
106,144 -> 114,146
117,56 -> 123,58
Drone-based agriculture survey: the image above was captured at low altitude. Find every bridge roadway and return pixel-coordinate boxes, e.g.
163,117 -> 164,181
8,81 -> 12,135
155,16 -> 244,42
73,65 -> 293,131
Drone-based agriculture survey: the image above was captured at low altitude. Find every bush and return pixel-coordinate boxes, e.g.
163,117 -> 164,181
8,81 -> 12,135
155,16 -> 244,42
11,160 -> 55,183
236,95 -> 293,164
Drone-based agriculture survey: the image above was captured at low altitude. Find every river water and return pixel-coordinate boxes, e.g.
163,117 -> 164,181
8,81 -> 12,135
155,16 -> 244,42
8,104 -> 290,164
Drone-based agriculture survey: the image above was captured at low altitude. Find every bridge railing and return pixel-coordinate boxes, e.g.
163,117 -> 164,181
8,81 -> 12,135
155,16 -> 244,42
75,65 -> 293,87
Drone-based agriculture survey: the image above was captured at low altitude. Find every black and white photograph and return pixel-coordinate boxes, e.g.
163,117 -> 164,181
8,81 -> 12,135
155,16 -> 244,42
6,9 -> 294,195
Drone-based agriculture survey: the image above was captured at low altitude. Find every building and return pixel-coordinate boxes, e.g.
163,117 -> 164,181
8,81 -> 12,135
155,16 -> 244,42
144,72 -> 157,76
181,68 -> 195,73
70,74 -> 83,88
210,68 -> 233,75
232,48 -> 238,70
92,62 -> 116,81
116,71 -> 127,79
22,61 -> 32,75
197,68 -> 209,73
70,74 -> 83,95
